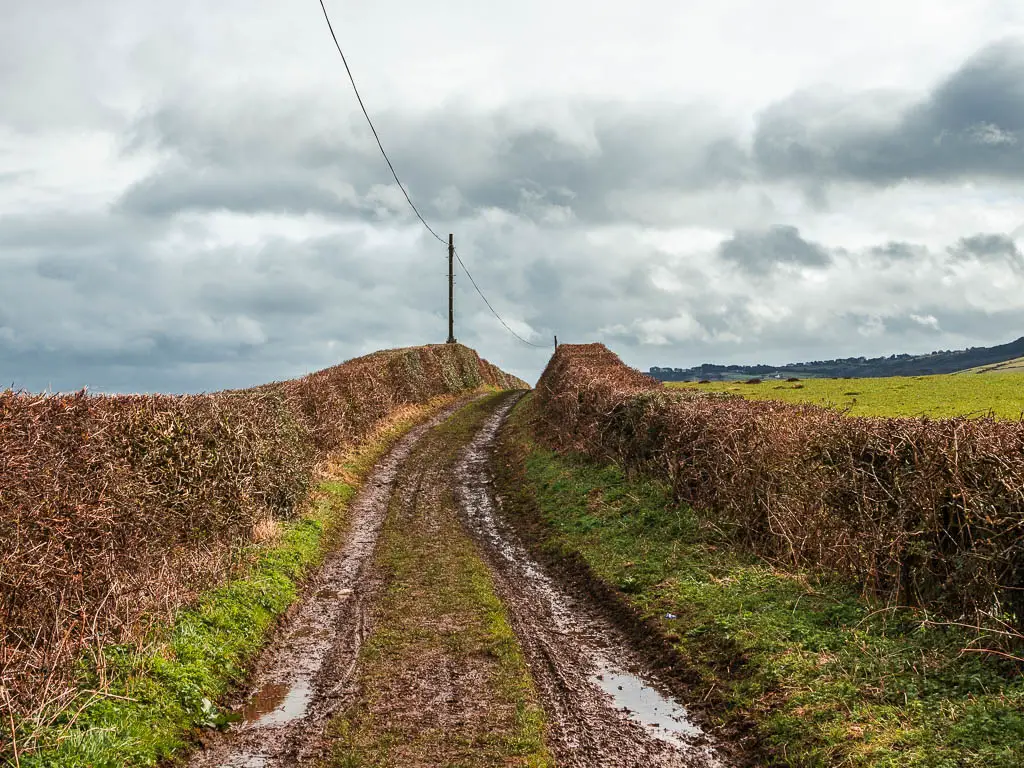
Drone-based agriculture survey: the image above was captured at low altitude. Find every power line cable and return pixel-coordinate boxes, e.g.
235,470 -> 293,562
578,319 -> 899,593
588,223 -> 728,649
454,248 -> 547,347
317,0 -> 547,349
317,0 -> 445,244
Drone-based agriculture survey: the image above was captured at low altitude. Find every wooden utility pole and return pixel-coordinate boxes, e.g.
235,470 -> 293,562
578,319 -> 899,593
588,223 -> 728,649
446,233 -> 456,344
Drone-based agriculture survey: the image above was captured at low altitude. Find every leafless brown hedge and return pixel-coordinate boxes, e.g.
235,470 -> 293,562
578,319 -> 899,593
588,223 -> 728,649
533,343 -> 1024,627
0,343 -> 525,722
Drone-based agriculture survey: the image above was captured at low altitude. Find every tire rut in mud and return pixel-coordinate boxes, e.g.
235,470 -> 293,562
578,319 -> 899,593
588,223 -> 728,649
456,395 -> 729,768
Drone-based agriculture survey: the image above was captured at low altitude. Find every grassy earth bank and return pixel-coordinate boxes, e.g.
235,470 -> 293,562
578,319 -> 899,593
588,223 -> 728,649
494,394 -> 1024,768
12,394 -> 480,768
327,393 -> 551,767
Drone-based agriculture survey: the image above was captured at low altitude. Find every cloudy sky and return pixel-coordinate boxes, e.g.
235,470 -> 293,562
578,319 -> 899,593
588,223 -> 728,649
3,1 -> 1024,391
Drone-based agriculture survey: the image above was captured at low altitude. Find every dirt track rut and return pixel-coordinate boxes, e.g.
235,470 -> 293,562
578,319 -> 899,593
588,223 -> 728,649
187,393 -> 727,767
457,396 -> 725,768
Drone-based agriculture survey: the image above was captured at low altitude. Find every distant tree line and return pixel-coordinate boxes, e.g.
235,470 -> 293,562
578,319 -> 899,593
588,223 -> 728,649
650,337 -> 1024,381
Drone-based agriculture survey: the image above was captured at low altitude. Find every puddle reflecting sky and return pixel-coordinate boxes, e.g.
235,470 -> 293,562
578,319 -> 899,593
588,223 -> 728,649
591,663 -> 702,745
241,679 -> 313,728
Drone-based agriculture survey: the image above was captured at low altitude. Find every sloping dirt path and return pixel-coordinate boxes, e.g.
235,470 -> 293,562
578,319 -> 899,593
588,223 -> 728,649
324,394 -> 550,766
187,393 -> 727,767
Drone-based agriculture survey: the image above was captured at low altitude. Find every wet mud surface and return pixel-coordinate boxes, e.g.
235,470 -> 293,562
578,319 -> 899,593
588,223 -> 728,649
456,396 -> 728,767
188,393 -> 728,767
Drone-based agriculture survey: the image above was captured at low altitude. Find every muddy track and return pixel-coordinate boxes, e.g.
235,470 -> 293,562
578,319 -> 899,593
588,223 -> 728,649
186,399 -> 472,768
456,395 -> 727,768
187,393 -> 727,767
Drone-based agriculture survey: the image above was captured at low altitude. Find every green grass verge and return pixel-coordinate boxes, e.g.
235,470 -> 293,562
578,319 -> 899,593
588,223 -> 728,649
15,398 -> 459,768
329,394 -> 551,767
502,396 -> 1024,767
668,372 -> 1024,419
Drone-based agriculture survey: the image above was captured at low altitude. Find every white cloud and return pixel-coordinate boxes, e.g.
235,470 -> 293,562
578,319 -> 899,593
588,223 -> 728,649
910,314 -> 942,330
966,122 -> 1018,146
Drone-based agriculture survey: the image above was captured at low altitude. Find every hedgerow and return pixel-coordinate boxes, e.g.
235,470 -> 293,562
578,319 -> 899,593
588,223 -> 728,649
533,343 -> 1024,630
0,343 -> 524,730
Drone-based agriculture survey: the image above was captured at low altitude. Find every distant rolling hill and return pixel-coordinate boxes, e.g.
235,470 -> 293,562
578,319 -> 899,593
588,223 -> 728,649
955,355 -> 1024,375
650,336 -> 1024,382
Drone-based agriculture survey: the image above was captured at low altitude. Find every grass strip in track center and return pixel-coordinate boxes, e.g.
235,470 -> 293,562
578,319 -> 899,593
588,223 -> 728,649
328,394 -> 551,768
495,394 -> 1024,768
14,394 -> 475,768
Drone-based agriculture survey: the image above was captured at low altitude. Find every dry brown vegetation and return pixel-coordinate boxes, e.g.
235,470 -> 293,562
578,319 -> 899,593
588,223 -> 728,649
534,343 -> 1024,630
0,344 -> 524,724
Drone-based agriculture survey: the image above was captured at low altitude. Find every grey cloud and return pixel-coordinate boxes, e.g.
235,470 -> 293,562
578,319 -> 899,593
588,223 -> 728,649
840,311 -> 943,337
120,96 -> 747,225
754,40 -> 1024,185
718,225 -> 831,275
952,232 -> 1020,258
523,258 -> 565,302
0,211 -> 160,251
621,265 -> 659,300
111,38 -> 1024,231
2,197 -> 1022,393
0,210 -> 454,392
118,168 -> 357,219
198,277 -> 333,318
949,232 -> 1024,272
870,241 -> 928,262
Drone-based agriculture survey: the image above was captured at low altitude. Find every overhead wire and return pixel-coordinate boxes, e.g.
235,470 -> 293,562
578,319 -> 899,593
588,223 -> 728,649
317,0 -> 548,349
453,248 -> 548,347
317,0 -> 445,245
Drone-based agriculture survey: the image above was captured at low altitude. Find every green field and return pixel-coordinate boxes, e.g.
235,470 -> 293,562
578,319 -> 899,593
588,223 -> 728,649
668,372 -> 1024,419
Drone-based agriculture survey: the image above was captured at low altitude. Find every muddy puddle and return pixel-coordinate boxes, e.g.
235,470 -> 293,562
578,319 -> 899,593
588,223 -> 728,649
593,665 -> 703,744
456,395 -> 727,768
240,680 -> 311,728
239,683 -> 289,723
